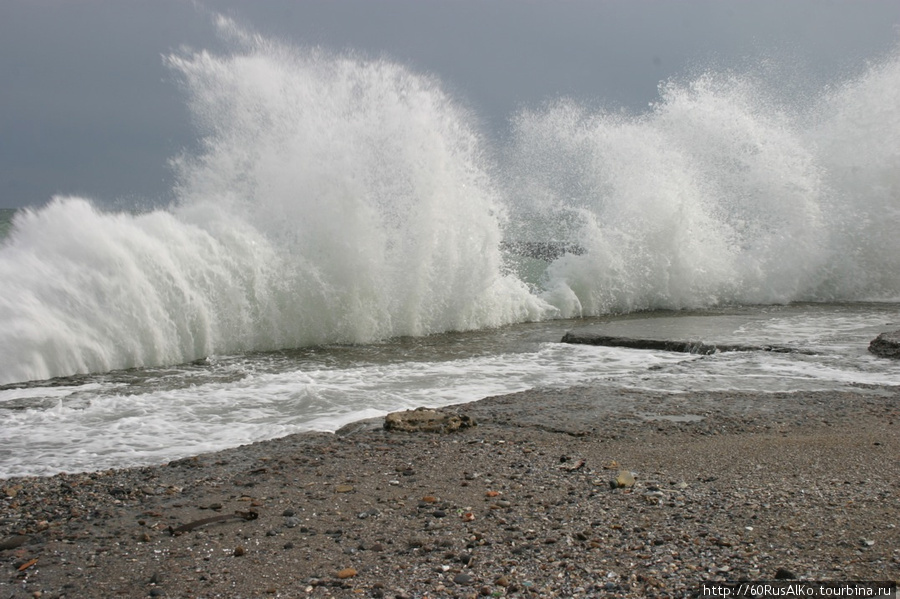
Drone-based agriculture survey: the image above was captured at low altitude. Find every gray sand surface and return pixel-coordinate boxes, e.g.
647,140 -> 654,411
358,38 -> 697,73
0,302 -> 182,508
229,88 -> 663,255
1,384 -> 898,598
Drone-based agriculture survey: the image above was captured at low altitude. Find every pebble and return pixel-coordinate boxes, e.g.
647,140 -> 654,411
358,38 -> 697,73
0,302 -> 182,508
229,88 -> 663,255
613,470 -> 636,488
774,568 -> 796,579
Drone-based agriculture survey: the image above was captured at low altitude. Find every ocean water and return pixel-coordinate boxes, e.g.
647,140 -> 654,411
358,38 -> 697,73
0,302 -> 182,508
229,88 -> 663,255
1,19 -> 899,478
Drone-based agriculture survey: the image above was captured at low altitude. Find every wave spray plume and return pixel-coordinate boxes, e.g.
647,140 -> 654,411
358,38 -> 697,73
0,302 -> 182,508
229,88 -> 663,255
0,18 -> 547,384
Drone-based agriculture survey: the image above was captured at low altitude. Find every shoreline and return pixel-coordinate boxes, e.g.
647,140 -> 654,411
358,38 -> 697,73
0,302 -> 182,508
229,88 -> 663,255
1,384 -> 899,597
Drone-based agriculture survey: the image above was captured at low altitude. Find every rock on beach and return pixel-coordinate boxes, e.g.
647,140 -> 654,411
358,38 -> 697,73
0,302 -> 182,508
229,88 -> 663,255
869,330 -> 900,358
383,407 -> 476,433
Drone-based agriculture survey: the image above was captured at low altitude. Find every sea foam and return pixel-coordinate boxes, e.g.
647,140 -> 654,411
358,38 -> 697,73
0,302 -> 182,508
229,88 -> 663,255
0,20 -> 897,384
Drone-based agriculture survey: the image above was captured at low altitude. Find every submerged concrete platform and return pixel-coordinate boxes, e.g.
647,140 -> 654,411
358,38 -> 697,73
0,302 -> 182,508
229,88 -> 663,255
561,313 -> 815,355
561,327 -> 807,354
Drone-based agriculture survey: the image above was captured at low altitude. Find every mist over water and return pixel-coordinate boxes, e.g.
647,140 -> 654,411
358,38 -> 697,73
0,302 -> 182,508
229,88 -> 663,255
1,19 -> 898,385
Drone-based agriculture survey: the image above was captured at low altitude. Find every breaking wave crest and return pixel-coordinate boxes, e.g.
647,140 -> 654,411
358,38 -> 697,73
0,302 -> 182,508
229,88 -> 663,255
1,19 -> 897,383
506,51 -> 900,316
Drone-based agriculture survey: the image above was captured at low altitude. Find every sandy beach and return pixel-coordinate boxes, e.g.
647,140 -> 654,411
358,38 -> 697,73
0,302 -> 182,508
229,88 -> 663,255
1,384 -> 898,598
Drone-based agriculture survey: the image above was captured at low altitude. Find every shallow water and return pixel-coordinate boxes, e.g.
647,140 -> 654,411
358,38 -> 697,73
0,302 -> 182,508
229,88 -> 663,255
2,22 -> 899,477
1,302 -> 897,478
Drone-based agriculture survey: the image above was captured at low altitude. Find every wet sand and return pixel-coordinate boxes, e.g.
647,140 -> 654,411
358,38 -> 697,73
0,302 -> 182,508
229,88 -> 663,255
1,384 -> 898,598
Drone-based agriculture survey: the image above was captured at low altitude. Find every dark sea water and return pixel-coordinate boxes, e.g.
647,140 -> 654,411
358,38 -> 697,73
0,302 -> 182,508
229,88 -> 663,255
1,19 -> 898,477
0,210 -> 14,240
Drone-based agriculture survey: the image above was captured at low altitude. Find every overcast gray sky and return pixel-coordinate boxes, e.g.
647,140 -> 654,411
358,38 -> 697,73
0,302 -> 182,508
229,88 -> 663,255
1,1 -> 898,210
